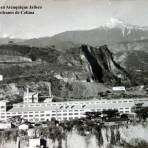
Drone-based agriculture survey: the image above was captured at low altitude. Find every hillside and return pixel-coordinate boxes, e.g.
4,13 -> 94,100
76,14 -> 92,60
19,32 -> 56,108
0,44 -> 130,82
0,43 -> 133,102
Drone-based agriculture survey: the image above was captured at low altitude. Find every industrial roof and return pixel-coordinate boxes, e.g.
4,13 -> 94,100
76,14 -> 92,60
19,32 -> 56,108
7,102 -> 135,113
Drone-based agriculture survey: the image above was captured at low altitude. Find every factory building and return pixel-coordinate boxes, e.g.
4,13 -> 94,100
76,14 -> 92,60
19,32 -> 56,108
5,97 -> 148,122
6,99 -> 136,122
0,83 -> 148,122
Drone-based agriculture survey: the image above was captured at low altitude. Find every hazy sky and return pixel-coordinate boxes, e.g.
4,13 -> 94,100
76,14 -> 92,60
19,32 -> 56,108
0,0 -> 148,39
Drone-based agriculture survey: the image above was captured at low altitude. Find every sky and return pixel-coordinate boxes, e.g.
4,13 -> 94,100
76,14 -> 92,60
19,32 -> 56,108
0,0 -> 148,39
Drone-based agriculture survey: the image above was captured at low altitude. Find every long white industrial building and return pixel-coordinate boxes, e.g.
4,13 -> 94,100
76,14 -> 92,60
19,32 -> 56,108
0,91 -> 148,122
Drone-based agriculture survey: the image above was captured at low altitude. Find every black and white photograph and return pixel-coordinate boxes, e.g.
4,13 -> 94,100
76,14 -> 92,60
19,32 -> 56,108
0,0 -> 148,148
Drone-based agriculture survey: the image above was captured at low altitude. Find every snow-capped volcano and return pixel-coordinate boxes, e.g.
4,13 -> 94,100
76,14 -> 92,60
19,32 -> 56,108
105,18 -> 127,28
104,17 -> 148,30
102,17 -> 148,37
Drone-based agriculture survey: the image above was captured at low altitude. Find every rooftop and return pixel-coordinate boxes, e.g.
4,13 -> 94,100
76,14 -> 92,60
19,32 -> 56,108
8,101 -> 135,113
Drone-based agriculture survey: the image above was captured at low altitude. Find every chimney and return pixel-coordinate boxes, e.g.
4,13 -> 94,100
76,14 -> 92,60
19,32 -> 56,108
27,87 -> 29,101
48,82 -> 52,98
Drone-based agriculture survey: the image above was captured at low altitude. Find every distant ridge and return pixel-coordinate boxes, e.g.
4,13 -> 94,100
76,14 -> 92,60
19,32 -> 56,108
14,19 -> 148,50
0,18 -> 148,51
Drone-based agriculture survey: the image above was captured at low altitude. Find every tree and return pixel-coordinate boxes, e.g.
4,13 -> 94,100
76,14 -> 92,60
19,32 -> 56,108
102,109 -> 119,121
135,107 -> 148,121
85,111 -> 101,120
120,114 -> 129,121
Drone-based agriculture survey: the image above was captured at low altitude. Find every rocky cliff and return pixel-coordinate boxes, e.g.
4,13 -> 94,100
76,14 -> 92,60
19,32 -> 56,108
81,44 -> 130,83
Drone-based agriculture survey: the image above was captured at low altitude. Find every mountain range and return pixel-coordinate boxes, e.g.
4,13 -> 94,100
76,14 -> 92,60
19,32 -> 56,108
0,18 -> 148,51
0,18 -> 148,84
13,18 -> 148,51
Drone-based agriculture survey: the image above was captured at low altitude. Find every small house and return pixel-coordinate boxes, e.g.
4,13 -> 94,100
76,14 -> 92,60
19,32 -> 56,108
112,86 -> 126,92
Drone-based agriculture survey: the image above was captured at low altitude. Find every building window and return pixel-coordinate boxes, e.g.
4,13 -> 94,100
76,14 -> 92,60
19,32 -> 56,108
46,114 -> 50,116
40,114 -> 44,117
74,113 -> 78,115
69,113 -> 73,115
29,115 -> 33,117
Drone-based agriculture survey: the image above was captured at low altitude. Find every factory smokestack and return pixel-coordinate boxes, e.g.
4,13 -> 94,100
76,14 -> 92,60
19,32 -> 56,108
48,82 -> 52,98
26,87 -> 29,100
